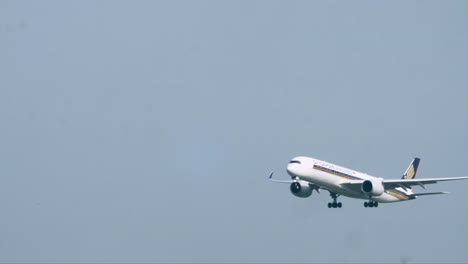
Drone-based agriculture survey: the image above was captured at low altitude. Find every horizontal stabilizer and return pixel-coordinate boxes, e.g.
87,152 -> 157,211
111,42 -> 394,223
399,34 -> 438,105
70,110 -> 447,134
409,192 -> 449,198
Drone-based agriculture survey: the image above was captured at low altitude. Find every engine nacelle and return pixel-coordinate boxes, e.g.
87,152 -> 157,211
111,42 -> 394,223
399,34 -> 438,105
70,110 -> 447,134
290,181 -> 313,198
361,178 -> 385,196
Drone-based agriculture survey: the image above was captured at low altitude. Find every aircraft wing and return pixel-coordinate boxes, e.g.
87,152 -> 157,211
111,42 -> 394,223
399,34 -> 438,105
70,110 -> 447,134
341,176 -> 468,191
382,177 -> 468,189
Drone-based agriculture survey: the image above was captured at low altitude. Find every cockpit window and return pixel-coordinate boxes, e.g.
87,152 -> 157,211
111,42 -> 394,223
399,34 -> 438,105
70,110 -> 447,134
289,160 -> 301,164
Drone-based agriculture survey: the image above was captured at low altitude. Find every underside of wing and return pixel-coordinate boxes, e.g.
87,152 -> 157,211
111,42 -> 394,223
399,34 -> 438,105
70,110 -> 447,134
340,180 -> 364,192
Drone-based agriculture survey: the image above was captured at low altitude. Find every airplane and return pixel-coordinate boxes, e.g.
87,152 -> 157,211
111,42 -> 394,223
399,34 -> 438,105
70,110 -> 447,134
269,156 -> 468,208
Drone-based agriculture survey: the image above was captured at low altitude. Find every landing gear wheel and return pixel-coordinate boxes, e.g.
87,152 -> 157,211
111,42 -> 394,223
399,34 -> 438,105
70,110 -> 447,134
364,201 -> 379,208
328,192 -> 342,208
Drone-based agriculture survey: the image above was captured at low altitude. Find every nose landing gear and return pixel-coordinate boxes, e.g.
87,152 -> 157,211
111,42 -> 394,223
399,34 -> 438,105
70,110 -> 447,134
327,192 -> 342,208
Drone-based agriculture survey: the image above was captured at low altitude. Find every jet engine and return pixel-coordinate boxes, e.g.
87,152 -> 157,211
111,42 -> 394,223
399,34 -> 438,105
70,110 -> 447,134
361,178 -> 385,196
290,181 -> 313,198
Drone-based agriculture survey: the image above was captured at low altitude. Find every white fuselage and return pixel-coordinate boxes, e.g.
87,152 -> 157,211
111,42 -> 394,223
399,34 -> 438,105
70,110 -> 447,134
287,156 -> 413,203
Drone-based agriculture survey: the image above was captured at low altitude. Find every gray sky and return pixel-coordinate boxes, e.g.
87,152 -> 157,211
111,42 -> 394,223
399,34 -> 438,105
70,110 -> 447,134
2,1 -> 468,263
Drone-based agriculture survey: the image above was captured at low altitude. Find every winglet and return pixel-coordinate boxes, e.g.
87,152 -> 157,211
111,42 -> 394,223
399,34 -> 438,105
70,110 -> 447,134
268,172 -> 294,184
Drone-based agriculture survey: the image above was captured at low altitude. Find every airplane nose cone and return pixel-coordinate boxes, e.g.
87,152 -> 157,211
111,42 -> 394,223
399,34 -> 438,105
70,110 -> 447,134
287,164 -> 295,177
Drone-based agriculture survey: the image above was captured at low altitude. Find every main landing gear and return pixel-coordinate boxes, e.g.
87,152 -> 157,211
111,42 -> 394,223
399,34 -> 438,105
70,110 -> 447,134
364,201 -> 378,208
327,192 -> 342,208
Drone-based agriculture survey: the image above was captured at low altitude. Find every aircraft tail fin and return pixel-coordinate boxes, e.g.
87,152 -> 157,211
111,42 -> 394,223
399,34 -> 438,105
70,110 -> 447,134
401,158 -> 421,182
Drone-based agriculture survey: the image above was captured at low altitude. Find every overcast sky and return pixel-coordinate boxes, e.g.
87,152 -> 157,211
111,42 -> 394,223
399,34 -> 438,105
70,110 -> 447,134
2,1 -> 468,263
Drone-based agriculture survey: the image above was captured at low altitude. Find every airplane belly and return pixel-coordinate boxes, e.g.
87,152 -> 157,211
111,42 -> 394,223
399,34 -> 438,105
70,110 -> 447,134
374,193 -> 402,203
340,190 -> 402,203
